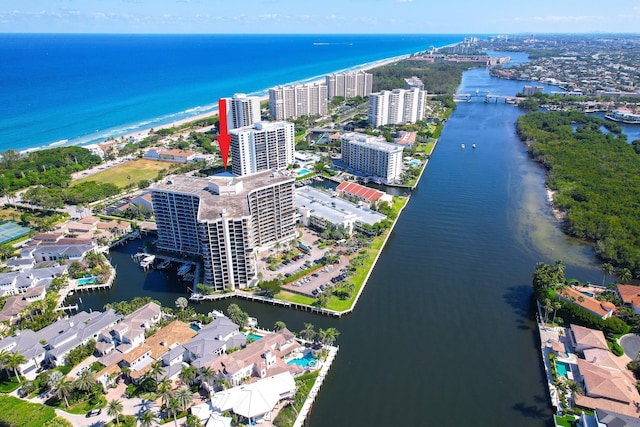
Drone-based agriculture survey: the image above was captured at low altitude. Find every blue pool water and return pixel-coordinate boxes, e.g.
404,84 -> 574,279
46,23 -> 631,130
246,333 -> 263,341
556,361 -> 570,378
190,323 -> 201,332
287,352 -> 317,368
77,277 -> 97,285
298,169 -> 311,176
580,291 -> 595,298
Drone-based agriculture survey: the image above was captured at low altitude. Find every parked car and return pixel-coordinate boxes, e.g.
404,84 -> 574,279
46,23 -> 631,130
86,408 -> 102,418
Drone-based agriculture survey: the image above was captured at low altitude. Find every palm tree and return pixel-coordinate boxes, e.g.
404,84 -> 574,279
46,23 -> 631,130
320,328 -> 340,346
55,380 -> 74,408
300,323 -> 316,342
6,352 -> 26,383
120,365 -> 131,383
139,409 -> 159,427
552,301 -> 562,323
542,298 -> 552,323
0,349 -> 10,379
273,321 -> 287,331
149,360 -> 165,382
175,387 -> 193,412
602,262 -> 614,286
179,365 -> 197,387
106,399 -> 124,427
157,377 -> 173,409
175,297 -> 188,311
620,267 -> 633,284
197,367 -> 215,395
167,395 -> 182,427
74,369 -> 96,392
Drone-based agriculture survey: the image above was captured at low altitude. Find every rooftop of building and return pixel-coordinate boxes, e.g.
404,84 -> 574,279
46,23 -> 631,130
341,132 -> 404,153
296,186 -> 386,226
151,171 -> 294,221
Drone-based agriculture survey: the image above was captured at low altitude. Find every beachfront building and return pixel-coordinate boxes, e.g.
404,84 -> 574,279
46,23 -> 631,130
340,132 -> 403,184
325,71 -> 373,99
230,121 -> 295,176
367,88 -> 427,127
224,93 -> 262,129
268,83 -> 327,120
556,286 -> 615,319
150,171 -> 296,290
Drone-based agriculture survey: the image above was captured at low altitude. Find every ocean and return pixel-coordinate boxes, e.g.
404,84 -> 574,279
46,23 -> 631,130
0,33 -> 463,152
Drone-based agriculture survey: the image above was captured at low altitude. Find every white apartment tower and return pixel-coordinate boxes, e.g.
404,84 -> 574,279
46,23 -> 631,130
326,71 -> 373,99
340,132 -> 403,184
367,88 -> 426,127
269,83 -> 327,120
224,93 -> 261,129
230,121 -> 295,176
151,171 -> 296,290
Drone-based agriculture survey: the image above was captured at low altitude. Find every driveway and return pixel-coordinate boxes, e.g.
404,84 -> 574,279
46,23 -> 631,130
620,334 -> 640,360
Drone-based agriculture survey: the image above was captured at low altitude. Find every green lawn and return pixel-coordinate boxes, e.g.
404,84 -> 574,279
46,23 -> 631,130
554,414 -> 576,427
72,159 -> 170,188
0,376 -> 22,393
274,196 -> 409,313
0,395 -> 67,427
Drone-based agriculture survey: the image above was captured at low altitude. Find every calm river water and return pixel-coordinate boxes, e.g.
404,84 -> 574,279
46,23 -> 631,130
71,53 -> 611,426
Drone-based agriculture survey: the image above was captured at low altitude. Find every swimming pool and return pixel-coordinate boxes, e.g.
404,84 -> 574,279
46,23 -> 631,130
287,352 -> 317,368
580,291 -> 595,298
77,276 -> 97,285
556,361 -> 570,378
298,169 -> 311,176
190,323 -> 201,332
246,333 -> 263,341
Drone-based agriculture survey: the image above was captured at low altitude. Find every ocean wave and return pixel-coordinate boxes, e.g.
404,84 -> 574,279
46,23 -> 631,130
48,139 -> 68,146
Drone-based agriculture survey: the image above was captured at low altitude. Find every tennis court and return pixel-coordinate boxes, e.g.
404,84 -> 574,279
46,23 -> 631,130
0,221 -> 32,245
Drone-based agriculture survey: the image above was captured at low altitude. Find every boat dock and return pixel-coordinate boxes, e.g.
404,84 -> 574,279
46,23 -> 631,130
56,266 -> 117,311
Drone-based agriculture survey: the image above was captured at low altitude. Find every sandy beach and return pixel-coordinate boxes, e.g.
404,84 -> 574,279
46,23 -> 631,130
108,54 -> 409,145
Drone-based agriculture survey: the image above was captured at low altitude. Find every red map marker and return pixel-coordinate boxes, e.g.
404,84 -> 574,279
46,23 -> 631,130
217,98 -> 230,169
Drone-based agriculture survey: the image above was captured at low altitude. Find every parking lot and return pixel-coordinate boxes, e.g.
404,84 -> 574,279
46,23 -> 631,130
257,228 -> 352,298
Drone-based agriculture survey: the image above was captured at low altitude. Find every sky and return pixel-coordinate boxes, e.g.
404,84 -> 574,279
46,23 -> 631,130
1,0 -> 639,34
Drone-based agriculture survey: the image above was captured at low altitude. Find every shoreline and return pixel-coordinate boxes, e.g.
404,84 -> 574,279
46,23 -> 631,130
21,52 -> 418,155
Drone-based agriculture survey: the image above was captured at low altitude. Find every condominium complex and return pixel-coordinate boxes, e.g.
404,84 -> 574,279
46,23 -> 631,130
268,83 -> 327,120
340,132 -> 403,183
229,121 -> 295,176
223,93 -> 261,129
404,76 -> 425,90
326,71 -> 373,99
367,88 -> 427,127
150,171 -> 296,290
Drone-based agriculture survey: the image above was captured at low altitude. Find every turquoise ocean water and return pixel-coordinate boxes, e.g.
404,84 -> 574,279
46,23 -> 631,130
0,34 -> 463,152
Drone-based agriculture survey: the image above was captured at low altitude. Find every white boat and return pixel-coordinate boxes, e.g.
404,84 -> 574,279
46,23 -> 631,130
472,144 -> 476,149
461,143 -> 465,148
208,310 -> 226,319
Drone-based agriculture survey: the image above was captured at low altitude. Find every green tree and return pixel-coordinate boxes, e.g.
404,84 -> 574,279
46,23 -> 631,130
175,297 -> 188,311
179,365 -> 197,387
6,351 -> 26,383
106,399 -> 124,427
167,395 -> 182,427
197,367 -> 215,394
620,268 -> 633,284
54,380 -> 74,408
602,262 -> 614,286
300,323 -> 316,342
226,304 -> 249,329
138,410 -> 158,427
74,368 -> 96,392
273,321 -> 287,332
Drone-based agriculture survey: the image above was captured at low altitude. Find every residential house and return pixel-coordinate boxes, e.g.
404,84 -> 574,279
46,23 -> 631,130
144,148 -> 197,163
120,320 -> 197,382
0,329 -> 48,380
207,329 -> 301,387
33,243 -> 95,264
335,181 -> 392,208
569,324 -> 609,354
592,408 -> 640,426
0,286 -> 47,325
557,287 -> 615,319
616,284 -> 640,314
184,317 -> 247,369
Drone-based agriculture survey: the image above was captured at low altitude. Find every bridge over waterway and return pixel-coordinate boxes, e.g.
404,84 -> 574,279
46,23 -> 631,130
454,92 -> 522,104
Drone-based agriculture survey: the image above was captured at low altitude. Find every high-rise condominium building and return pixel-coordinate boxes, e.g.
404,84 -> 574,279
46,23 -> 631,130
230,121 -> 295,176
268,83 -> 327,120
367,88 -> 427,127
340,132 -> 403,184
325,71 -> 373,99
151,171 -> 296,290
404,76 -> 425,90
223,93 -> 261,129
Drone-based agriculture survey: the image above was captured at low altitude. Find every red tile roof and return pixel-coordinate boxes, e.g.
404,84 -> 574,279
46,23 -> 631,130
557,287 -> 615,318
336,181 -> 384,203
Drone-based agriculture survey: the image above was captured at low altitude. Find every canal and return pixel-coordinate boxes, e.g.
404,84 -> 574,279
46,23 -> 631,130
71,53 -> 609,426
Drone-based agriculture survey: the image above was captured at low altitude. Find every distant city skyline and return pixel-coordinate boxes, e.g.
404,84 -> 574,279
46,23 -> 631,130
1,0 -> 639,34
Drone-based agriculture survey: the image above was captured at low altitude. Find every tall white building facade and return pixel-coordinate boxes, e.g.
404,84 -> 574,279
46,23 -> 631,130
224,94 -> 261,129
340,132 -> 403,184
326,71 -> 373,99
230,121 -> 295,176
151,171 -> 296,290
269,83 -> 327,120
367,88 -> 427,127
